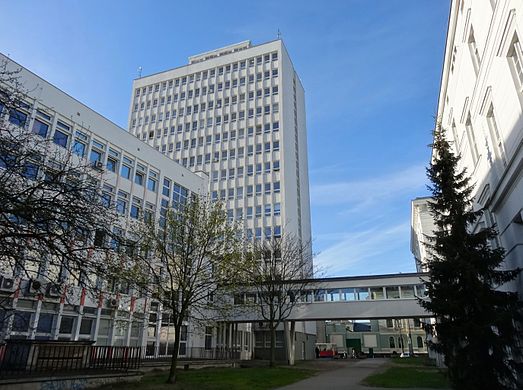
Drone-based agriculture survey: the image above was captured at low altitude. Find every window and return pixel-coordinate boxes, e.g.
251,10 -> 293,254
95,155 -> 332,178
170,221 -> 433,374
265,204 -> 271,216
116,196 -> 127,215
468,26 -> 481,74
9,109 -> 28,127
147,176 -> 157,192
465,114 -> 479,164
264,227 -> 271,238
205,326 -> 213,350
389,336 -> 395,348
509,33 -> 523,88
486,104 -> 506,166
273,181 -> 280,193
89,148 -> 102,165
121,164 -> 131,179
255,184 -> 261,195
73,140 -> 86,158
163,178 -> 171,196
135,171 -> 144,186
264,183 -> 271,194
255,206 -> 262,217
273,203 -> 281,216
32,118 -> 49,137
273,141 -> 280,151
247,207 -> 253,219
130,201 -> 141,219
247,185 -> 253,197
53,130 -> 69,147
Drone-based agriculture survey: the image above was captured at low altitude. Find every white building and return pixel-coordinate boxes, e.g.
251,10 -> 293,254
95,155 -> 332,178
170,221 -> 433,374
127,40 -> 316,359
435,0 -> 523,295
410,197 -> 437,272
127,40 -> 311,260
0,53 -> 237,359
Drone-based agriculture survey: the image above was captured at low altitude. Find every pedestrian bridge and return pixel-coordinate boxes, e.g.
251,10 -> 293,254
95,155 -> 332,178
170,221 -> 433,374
228,272 -> 431,322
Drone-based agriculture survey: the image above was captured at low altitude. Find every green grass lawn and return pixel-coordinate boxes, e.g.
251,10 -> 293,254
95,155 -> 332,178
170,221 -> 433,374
362,357 -> 449,388
98,367 -> 315,390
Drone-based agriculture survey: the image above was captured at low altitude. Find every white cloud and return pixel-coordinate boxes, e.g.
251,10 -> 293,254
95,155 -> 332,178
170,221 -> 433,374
310,163 -> 427,209
315,222 -> 412,277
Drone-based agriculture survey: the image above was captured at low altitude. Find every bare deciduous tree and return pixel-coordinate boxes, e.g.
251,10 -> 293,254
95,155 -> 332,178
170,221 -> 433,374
245,232 -> 315,367
0,60 -> 118,335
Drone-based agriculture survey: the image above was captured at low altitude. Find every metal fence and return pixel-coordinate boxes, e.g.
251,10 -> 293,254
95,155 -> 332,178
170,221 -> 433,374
0,341 -> 141,379
142,346 -> 241,361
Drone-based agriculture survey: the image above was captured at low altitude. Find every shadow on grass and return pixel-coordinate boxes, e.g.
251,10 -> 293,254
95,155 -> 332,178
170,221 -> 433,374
362,363 -> 449,389
97,367 -> 316,390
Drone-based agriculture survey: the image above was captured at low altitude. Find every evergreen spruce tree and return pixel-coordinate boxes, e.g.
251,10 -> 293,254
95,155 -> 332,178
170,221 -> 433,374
422,127 -> 522,390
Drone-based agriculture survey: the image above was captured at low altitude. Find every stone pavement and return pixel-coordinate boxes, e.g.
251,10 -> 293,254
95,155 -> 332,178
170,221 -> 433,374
276,358 -> 445,390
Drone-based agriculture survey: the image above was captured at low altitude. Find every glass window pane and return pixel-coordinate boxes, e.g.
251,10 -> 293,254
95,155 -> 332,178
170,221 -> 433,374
121,165 -> 131,179
400,286 -> 415,298
355,288 -> 369,300
32,119 -> 49,137
341,288 -> 355,301
326,289 -> 340,302
370,287 -> 384,300
53,130 -> 69,147
385,286 -> 400,299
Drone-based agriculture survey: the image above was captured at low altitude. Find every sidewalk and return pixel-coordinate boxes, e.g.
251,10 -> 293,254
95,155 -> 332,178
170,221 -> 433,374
276,358 -> 445,390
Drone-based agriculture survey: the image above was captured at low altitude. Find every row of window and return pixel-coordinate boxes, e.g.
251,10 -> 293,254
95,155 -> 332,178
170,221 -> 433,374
134,72 -> 279,108
234,284 -> 426,305
140,122 -> 280,144
245,226 -> 282,240
132,89 -> 279,128
211,182 -> 281,200
134,102 -> 279,127
7,107 -> 168,196
225,203 -> 281,220
209,162 -> 280,181
134,52 -> 279,97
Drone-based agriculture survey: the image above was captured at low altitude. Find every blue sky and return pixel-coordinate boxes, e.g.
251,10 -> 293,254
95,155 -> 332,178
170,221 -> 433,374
0,0 -> 449,277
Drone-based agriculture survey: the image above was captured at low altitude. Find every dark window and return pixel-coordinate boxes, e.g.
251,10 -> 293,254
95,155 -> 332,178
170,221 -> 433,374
32,119 -> 49,137
53,130 -> 69,147
9,110 -> 27,127
36,313 -> 54,333
12,311 -> 31,332
80,318 -> 93,335
59,316 -> 74,334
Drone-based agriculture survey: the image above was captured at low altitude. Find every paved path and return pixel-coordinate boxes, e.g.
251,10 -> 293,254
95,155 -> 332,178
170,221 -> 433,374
276,358 -> 444,390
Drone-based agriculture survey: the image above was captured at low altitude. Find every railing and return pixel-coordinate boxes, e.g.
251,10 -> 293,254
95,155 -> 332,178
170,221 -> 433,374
142,346 -> 241,361
90,345 -> 141,370
0,341 -> 142,379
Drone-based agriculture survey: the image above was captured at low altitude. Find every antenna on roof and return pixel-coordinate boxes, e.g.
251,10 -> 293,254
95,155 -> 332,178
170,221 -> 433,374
277,29 -> 282,40
137,66 -> 143,78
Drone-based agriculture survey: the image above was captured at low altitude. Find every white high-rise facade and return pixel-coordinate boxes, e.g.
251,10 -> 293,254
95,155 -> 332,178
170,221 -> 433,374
127,40 -> 312,260
435,0 -> 523,295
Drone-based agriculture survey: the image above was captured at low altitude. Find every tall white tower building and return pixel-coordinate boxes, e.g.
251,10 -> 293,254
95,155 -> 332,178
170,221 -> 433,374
127,40 -> 315,360
127,40 -> 312,260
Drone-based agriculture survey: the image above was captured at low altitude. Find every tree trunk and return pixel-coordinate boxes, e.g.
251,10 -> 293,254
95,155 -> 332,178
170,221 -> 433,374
167,324 -> 181,384
270,322 -> 276,368
284,321 -> 296,366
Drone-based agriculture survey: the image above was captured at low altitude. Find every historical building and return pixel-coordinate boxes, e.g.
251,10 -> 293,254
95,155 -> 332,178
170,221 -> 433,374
435,0 -> 523,295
